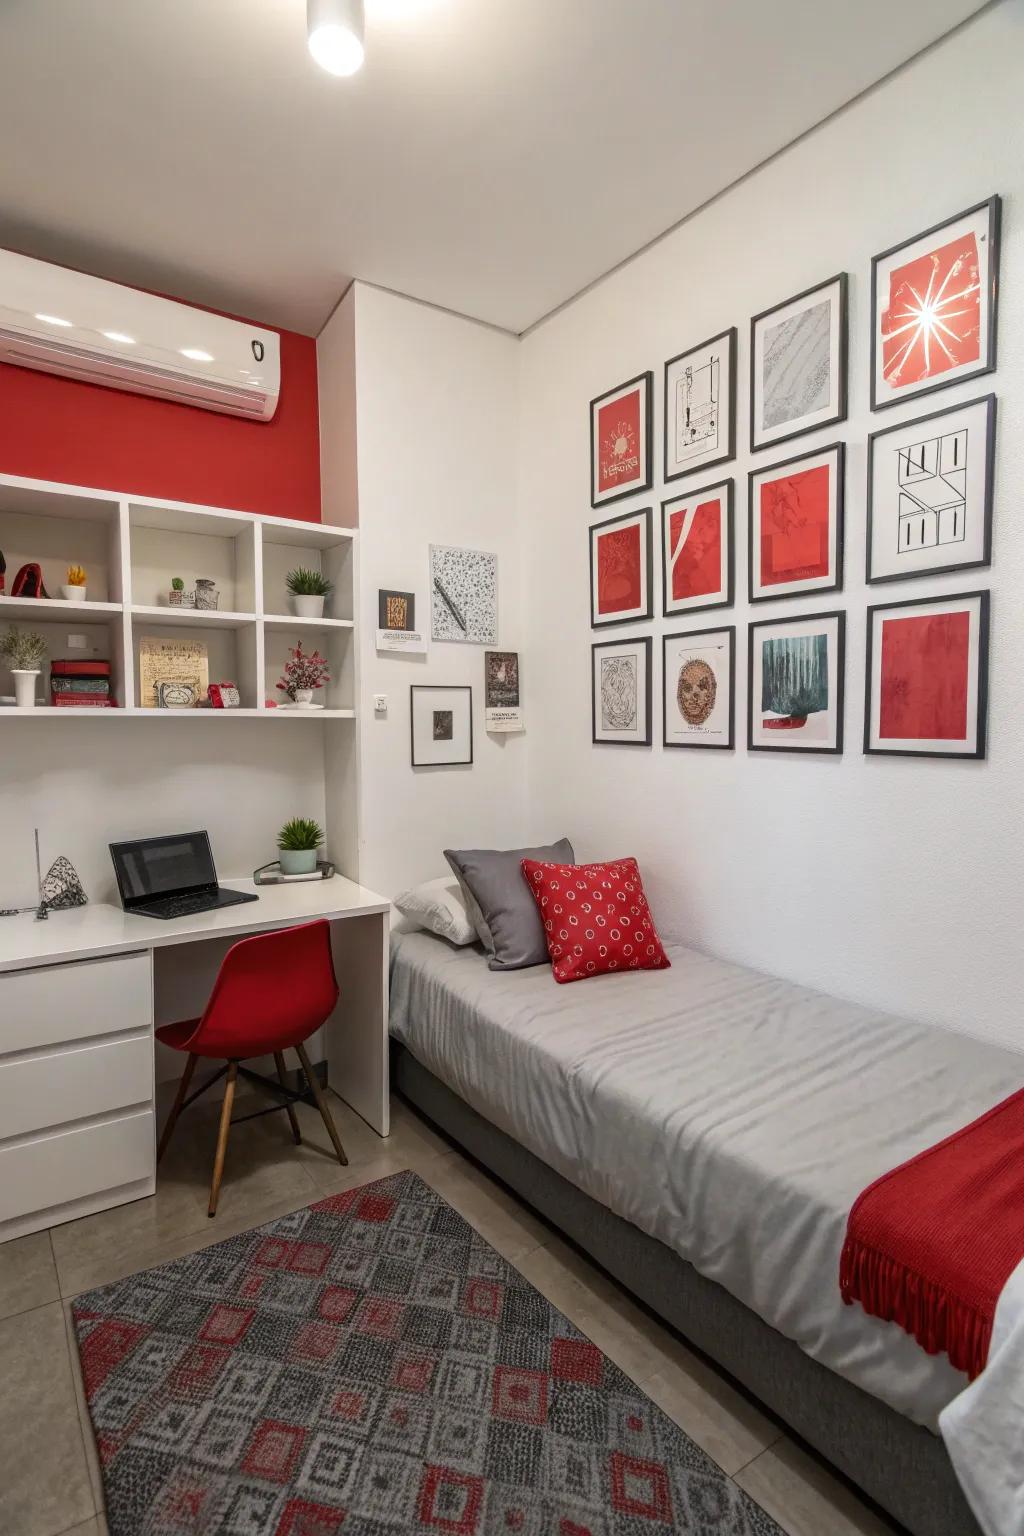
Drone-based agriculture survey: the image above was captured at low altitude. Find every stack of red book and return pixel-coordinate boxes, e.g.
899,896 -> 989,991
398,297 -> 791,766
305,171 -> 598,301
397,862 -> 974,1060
50,658 -> 117,708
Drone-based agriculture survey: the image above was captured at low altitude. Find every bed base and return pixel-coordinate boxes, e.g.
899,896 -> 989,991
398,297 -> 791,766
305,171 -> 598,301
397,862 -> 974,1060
393,1043 -> 981,1536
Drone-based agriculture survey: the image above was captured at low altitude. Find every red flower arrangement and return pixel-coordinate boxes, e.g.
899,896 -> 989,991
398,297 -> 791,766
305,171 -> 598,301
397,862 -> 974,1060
277,641 -> 331,700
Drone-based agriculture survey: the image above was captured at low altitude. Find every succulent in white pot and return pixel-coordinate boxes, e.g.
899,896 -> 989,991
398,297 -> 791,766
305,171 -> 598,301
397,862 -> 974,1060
1,626 -> 47,707
286,566 -> 332,619
277,816 -> 323,875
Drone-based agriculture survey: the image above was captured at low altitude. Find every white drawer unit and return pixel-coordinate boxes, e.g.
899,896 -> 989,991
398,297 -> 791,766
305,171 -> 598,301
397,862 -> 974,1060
0,951 -> 152,1055
0,1034 -> 153,1141
0,1111 -> 154,1228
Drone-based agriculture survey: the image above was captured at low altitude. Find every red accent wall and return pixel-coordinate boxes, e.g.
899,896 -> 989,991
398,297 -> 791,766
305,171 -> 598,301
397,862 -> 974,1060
0,324 -> 321,522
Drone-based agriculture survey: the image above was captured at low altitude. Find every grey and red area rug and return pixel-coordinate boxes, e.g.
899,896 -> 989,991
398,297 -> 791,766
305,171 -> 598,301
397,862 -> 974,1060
72,1170 -> 782,1534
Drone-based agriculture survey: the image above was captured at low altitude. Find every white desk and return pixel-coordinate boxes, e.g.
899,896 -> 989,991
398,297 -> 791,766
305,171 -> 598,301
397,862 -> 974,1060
0,876 -> 390,1244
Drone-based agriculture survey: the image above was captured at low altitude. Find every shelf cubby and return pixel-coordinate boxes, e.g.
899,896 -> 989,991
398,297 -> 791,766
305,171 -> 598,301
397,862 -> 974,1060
128,502 -> 258,614
261,520 -> 354,624
131,618 -> 260,711
0,481 -> 123,606
263,620 -> 354,714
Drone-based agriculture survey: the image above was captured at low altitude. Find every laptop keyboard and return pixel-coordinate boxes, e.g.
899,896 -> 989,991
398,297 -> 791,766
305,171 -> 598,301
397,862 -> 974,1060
145,891 -> 220,919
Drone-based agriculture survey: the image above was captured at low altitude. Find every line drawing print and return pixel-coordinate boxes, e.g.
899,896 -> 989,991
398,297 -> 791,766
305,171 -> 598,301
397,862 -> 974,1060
894,426 -> 968,553
676,354 -> 719,459
600,655 -> 637,730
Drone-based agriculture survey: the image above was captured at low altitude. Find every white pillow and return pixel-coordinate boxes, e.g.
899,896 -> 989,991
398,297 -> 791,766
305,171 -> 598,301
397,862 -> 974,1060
393,876 -> 478,946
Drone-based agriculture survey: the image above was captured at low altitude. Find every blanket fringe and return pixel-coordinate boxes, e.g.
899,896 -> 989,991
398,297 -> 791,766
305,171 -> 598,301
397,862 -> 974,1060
840,1236 -> 992,1379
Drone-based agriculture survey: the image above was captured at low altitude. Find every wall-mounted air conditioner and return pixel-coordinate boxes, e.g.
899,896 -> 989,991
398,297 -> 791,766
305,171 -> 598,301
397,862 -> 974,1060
0,249 -> 280,421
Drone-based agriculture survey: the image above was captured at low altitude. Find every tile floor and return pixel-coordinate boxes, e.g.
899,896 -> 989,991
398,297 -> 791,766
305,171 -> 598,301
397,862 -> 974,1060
0,1089 -> 900,1536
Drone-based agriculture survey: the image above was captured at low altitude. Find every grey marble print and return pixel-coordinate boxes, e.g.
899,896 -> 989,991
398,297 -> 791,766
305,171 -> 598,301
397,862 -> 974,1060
762,298 -> 831,431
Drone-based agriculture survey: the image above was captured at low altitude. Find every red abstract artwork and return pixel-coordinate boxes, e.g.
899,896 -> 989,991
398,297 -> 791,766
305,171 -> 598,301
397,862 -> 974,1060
597,389 -> 641,494
759,464 -> 830,586
881,233 -> 981,390
669,497 -> 722,602
597,523 -> 642,614
879,610 -> 970,740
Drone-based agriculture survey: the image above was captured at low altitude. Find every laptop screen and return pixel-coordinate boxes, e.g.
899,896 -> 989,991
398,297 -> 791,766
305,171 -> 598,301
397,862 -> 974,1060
110,831 -> 217,905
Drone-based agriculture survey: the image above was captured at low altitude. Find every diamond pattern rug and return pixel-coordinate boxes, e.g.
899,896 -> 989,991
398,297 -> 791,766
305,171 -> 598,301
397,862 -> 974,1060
71,1170 -> 783,1534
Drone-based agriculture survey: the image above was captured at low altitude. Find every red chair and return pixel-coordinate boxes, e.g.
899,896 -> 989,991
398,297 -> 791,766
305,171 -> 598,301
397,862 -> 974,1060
156,919 -> 348,1216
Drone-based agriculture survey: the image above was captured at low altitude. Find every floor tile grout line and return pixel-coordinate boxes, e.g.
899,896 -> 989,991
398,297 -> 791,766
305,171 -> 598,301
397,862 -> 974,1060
732,1434 -> 786,1480
60,1296 -> 103,1525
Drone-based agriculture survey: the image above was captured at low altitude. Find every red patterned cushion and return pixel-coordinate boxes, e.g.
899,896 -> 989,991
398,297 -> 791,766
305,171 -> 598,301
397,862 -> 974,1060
521,856 -> 670,984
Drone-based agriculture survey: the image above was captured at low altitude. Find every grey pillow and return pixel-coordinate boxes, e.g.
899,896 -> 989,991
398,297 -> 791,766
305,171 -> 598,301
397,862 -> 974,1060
444,838 -> 575,971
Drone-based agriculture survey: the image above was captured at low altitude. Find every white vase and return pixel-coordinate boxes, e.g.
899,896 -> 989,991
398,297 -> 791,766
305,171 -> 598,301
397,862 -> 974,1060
293,688 -> 314,707
292,595 -> 326,619
11,670 -> 40,707
61,585 -> 86,602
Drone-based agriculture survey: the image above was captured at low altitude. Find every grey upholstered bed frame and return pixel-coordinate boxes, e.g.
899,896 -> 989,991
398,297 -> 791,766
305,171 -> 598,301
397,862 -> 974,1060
392,1043 -> 981,1536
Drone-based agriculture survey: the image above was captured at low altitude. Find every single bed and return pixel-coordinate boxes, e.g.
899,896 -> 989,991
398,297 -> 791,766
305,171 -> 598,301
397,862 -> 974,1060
389,928 -> 1024,1536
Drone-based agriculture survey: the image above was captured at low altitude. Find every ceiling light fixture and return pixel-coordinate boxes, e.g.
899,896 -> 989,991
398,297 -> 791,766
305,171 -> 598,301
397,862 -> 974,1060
308,0 -> 365,76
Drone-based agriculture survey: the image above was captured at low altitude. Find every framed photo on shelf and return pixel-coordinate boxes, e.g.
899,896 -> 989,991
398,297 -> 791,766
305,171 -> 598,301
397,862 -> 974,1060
748,442 -> 844,602
864,590 -> 989,760
870,196 -> 1000,412
589,506 -> 653,628
589,372 -> 653,508
591,635 -> 651,746
867,394 -> 995,585
410,684 -> 473,767
663,626 -> 735,750
750,273 -> 847,452
748,610 -> 845,754
663,328 -> 736,482
661,479 -> 733,617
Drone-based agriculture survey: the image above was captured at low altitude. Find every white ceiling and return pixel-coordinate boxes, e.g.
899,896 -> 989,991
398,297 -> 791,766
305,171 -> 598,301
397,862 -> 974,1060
0,0 -> 987,336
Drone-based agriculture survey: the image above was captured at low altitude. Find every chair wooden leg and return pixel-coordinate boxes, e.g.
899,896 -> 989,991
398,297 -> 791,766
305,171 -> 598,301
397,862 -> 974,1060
158,1053 -> 198,1163
275,1051 -> 302,1145
208,1061 -> 238,1217
295,1042 -> 348,1167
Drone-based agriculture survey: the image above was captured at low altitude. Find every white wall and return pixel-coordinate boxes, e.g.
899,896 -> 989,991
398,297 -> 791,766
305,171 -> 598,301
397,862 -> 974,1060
517,3 -> 1024,1051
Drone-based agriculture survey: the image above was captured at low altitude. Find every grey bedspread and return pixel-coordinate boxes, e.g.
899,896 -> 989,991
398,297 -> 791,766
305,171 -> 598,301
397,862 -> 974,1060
389,930 -> 1024,1431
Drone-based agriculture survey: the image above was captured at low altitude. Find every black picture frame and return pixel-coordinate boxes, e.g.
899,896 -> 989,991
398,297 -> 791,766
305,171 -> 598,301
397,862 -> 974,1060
410,685 -> 473,767
863,590 -> 989,760
749,273 -> 848,453
660,479 -> 734,618
663,327 -> 737,484
865,394 -> 996,586
589,371 -> 654,509
591,635 -> 652,747
662,625 -> 735,750
589,506 -> 654,629
869,196 -> 1001,413
747,609 -> 846,756
747,442 -> 845,604
378,589 -> 416,630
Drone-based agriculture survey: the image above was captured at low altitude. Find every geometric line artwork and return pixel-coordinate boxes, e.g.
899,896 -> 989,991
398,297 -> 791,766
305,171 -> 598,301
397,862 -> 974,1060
895,427 -> 967,553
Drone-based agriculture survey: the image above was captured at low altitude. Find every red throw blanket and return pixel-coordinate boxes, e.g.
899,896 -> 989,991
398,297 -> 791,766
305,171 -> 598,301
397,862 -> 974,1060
840,1087 -> 1024,1379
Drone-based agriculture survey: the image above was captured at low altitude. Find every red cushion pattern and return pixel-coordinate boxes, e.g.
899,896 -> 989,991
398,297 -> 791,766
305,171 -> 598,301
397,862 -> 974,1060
521,856 -> 670,984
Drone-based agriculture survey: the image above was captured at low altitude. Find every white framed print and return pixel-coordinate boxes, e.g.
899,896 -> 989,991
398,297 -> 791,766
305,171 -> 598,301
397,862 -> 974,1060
867,394 -> 995,585
410,685 -> 473,767
661,480 -> 733,618
871,196 -> 1000,412
864,591 -> 989,760
664,328 -> 736,482
589,372 -> 653,508
748,442 -> 844,603
663,626 -> 735,750
591,635 -> 651,747
589,506 -> 653,628
750,273 -> 847,452
748,610 -> 845,754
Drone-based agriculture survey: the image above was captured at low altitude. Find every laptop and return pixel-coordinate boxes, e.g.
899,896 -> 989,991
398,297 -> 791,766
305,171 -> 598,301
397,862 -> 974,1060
110,831 -> 259,920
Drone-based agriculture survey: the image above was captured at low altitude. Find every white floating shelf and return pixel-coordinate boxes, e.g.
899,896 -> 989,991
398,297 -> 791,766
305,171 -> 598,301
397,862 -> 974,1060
0,596 -> 122,622
262,614 -> 354,632
130,605 -> 257,629
0,706 -> 356,720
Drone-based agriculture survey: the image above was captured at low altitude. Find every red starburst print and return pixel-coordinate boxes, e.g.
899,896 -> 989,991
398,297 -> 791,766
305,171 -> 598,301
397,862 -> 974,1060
882,233 -> 981,388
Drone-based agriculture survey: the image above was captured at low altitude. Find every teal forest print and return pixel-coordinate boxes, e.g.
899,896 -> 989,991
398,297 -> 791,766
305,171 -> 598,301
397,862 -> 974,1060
748,611 -> 844,754
761,633 -> 828,729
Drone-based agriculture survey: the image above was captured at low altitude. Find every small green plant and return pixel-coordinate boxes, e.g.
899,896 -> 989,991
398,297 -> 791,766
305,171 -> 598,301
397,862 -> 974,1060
277,817 -> 324,853
171,576 -> 185,592
1,626 -> 47,670
286,566 -> 333,597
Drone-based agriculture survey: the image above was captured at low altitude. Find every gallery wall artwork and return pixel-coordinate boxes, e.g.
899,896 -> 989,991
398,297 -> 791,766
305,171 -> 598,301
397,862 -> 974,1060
864,591 -> 989,759
590,372 -> 653,508
750,273 -> 847,451
591,635 -> 651,747
663,626 -> 735,750
748,611 -> 845,754
866,393 -> 995,584
376,587 -> 427,654
410,684 -> 474,766
589,507 -> 653,628
748,443 -> 844,602
484,649 -> 523,733
870,196 -> 1000,412
429,544 -> 498,644
663,328 -> 736,483
661,480 -> 733,618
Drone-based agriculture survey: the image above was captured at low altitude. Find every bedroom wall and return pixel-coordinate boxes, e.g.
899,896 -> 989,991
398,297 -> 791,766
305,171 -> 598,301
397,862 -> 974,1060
516,2 -> 1024,1051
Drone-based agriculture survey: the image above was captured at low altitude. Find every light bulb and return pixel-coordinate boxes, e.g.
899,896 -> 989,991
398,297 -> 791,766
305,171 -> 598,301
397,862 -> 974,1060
308,0 -> 365,76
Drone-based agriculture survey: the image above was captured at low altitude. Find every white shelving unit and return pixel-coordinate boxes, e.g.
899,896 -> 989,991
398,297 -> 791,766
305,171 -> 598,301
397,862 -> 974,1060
0,473 -> 358,720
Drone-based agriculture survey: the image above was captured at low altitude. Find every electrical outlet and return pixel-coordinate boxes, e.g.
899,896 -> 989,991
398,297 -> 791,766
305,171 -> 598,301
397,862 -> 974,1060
373,694 -> 388,715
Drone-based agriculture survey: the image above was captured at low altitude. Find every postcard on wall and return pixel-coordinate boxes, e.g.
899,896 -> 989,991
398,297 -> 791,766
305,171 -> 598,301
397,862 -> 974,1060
484,650 -> 523,733
663,627 -> 734,750
376,587 -> 427,653
138,637 -> 209,709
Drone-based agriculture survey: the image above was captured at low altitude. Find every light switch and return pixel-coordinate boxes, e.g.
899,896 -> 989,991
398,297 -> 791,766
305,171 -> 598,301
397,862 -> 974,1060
373,694 -> 388,715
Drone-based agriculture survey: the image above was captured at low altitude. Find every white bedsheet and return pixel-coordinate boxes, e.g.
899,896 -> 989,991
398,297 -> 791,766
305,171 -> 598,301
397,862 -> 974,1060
390,930 -> 1024,1430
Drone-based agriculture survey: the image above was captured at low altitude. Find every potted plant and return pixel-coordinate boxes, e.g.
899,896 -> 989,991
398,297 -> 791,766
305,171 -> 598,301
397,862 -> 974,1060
1,626 -> 47,707
286,566 -> 333,619
168,577 -> 192,608
62,564 -> 87,602
276,641 -> 330,707
277,816 -> 324,875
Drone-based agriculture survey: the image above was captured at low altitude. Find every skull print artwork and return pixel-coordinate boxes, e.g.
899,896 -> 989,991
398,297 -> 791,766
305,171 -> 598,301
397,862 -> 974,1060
677,658 -> 717,726
662,628 -> 735,749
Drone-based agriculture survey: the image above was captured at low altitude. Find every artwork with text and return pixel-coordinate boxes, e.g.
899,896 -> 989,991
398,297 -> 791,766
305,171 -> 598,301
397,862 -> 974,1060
598,393 -> 640,492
